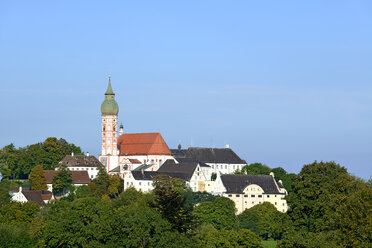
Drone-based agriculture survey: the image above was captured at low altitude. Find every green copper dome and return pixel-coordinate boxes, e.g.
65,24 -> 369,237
101,76 -> 119,115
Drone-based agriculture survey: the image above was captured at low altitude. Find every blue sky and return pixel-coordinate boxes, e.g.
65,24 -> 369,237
0,1 -> 371,179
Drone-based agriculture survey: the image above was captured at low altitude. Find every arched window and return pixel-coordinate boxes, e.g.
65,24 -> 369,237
103,126 -> 105,131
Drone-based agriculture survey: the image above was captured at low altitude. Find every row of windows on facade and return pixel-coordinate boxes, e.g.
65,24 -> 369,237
69,167 -> 97,171
227,194 -> 279,198
102,126 -> 116,132
211,164 -> 243,170
102,139 -> 116,144
102,119 -> 116,122
127,181 -> 152,186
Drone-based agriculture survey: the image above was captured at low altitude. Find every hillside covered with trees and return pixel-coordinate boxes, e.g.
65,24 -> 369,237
0,139 -> 370,247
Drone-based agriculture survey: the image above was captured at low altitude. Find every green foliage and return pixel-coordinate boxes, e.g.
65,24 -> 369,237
194,226 -> 264,248
74,185 -> 92,199
238,202 -> 288,240
261,240 -> 277,248
152,174 -> 194,233
36,196 -> 193,247
0,188 -> 11,207
52,165 -> 72,196
0,202 -> 40,224
0,224 -> 35,248
335,185 -> 372,247
183,190 -> 218,207
211,172 -> 217,181
282,161 -> 371,248
0,138 -> 83,179
29,164 -> 48,190
89,168 -> 122,198
193,197 -> 238,230
237,163 -> 272,175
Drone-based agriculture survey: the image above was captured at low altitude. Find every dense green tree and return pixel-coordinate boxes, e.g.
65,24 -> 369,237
74,185 -> 92,199
193,197 -> 238,230
89,167 -> 110,198
236,163 -> 272,175
29,165 -> 48,190
0,224 -> 35,248
183,190 -> 218,207
52,165 -> 72,196
152,174 -> 194,233
238,202 -> 288,240
36,197 -> 193,247
194,226 -> 264,248
0,188 -> 11,207
0,202 -> 40,224
335,185 -> 372,247
0,138 -> 83,179
271,167 -> 294,192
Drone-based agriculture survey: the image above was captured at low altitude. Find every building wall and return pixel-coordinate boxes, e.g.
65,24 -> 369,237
10,190 -> 28,203
55,166 -> 99,180
101,114 -> 118,157
207,163 -> 246,175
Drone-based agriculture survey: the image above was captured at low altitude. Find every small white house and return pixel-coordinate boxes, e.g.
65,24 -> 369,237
9,186 -> 53,205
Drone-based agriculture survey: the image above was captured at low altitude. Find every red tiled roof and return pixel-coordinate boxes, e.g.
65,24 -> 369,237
117,133 -> 172,156
44,170 -> 90,184
129,159 -> 142,164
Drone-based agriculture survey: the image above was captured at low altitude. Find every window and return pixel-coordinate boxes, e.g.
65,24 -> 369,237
144,160 -> 146,164
275,202 -> 277,205
236,194 -> 240,197
275,195 -> 277,197
258,195 -> 262,198
103,126 -> 105,131
113,126 -> 116,131
252,201 -> 254,204
148,182 -> 150,186
267,195 -> 270,198
139,182 -> 141,186
282,203 -> 285,206
244,195 -> 248,198
233,165 -> 235,169
251,195 -> 255,198
91,175 -> 93,179
216,165 -> 218,169
225,165 -> 227,169
228,194 -> 232,197
151,159 -> 155,164
103,139 -> 105,143
91,168 -> 93,170
159,159 -> 163,165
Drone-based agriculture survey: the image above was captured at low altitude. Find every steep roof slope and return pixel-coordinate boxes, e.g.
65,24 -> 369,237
183,147 -> 245,164
221,174 -> 281,194
117,133 -> 171,156
44,170 -> 90,184
57,155 -> 103,167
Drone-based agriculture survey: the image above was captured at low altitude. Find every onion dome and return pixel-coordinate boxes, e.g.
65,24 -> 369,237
101,76 -> 119,115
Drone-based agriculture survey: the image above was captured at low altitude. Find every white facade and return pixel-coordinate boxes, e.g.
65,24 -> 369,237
208,163 -> 246,175
10,188 -> 28,203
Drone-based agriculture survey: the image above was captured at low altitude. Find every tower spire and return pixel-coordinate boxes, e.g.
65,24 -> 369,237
105,74 -> 114,95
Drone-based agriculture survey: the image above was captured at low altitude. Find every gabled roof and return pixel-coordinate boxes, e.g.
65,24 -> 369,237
109,166 -> 120,173
131,171 -> 193,181
173,158 -> 210,167
117,133 -> 172,156
57,155 -> 103,168
277,181 -> 285,189
132,163 -> 153,171
221,174 -> 281,194
21,190 -> 52,206
181,147 -> 246,164
158,159 -> 198,175
44,170 -> 90,184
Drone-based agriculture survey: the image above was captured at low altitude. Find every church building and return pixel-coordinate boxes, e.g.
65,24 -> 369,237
98,77 -> 173,176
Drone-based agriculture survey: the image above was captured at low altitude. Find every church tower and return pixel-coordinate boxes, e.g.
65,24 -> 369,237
100,76 -> 119,157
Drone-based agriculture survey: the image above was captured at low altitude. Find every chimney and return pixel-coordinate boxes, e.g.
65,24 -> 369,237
270,172 -> 275,178
86,152 -> 90,157
279,180 -> 283,184
225,144 -> 230,148
19,186 -> 22,192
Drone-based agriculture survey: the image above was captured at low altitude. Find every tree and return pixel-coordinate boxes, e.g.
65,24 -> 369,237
194,226 -> 264,248
0,188 -> 11,207
193,197 -> 238,230
29,165 -> 48,190
0,202 -> 40,224
75,185 -> 92,199
89,167 -> 110,198
52,165 -> 72,196
183,190 -> 218,207
0,224 -> 35,248
237,163 -> 272,175
152,174 -> 194,233
238,202 -> 288,240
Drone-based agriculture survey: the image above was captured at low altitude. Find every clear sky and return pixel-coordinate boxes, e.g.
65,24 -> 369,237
0,1 -> 371,179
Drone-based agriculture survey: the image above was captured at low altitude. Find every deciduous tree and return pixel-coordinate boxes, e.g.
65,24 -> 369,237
52,165 -> 72,196
29,165 -> 48,190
